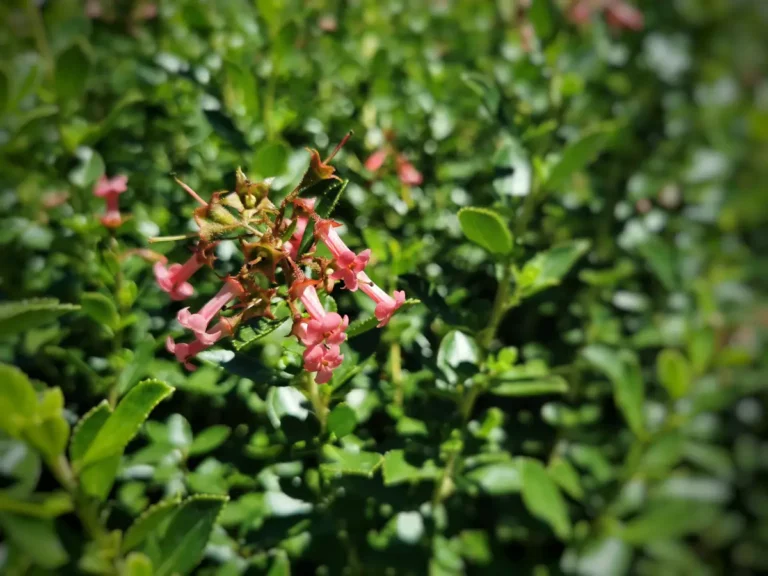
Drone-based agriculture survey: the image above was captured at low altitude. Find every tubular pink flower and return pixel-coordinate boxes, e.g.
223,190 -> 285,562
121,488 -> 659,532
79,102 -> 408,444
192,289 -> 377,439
177,277 -> 243,340
365,148 -> 389,172
331,249 -> 371,291
94,175 -> 128,228
358,272 -> 406,327
605,1 -> 644,31
283,198 -> 316,259
303,344 -> 344,384
166,335 -> 210,371
153,254 -> 204,300
396,155 -> 423,186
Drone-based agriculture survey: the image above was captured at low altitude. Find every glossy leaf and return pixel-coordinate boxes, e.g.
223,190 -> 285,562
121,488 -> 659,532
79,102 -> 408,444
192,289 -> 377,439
520,458 -> 571,539
0,299 -> 79,336
457,207 -> 513,255
327,403 -> 357,438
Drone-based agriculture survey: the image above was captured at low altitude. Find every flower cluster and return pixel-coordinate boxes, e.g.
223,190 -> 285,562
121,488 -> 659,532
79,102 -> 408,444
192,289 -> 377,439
568,0 -> 644,31
152,142 -> 406,382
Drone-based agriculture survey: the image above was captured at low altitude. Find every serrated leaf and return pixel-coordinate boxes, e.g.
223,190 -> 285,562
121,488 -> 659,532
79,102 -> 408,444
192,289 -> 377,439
189,426 -> 231,456
545,125 -> 616,190
327,403 -> 357,438
79,380 -> 173,468
520,458 -> 571,540
233,317 -> 289,351
457,207 -> 513,255
583,346 -> 646,437
297,179 -> 348,256
70,401 -> 111,462
656,349 -> 692,399
0,512 -> 68,568
153,495 -> 228,576
489,375 -> 568,396
382,450 -> 439,486
116,336 -> 156,396
0,299 -> 79,336
81,292 -> 120,331
122,496 -> 183,553
518,240 -> 591,297
320,445 -> 383,477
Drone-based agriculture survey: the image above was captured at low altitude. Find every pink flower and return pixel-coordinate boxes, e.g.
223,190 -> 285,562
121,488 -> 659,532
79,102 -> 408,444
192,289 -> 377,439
302,312 -> 349,347
605,1 -> 644,31
153,253 -> 205,300
283,198 -> 316,260
396,155 -> 423,186
314,219 -> 371,291
568,0 -> 593,25
365,148 -> 389,173
331,249 -> 371,292
166,336 -> 210,371
177,277 -> 243,342
94,175 -> 128,228
303,344 -> 344,384
358,272 -> 406,327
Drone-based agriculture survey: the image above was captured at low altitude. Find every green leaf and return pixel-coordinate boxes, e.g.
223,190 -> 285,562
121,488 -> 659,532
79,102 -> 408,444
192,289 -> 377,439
69,400 -> 111,462
548,457 -> 584,500
520,458 -> 571,539
460,72 -> 500,115
122,496 -> 183,553
123,552 -> 154,576
618,500 -> 720,543
529,0 -> 555,40
466,461 -> 521,495
68,147 -> 105,188
189,426 -> 231,456
457,207 -> 513,255
0,490 -> 73,518
116,336 -> 156,396
687,327 -> 715,375
253,141 -> 290,178
656,349 -> 692,399
636,237 -> 678,290
583,346 -> 646,437
320,445 -> 383,477
81,292 -> 120,331
436,330 -> 480,386
0,364 -> 37,435
55,40 -> 90,103
327,403 -> 357,438
346,298 -> 420,338
79,379 -> 174,468
233,317 -> 289,351
517,240 -> 591,297
382,450 -> 439,486
545,125 -> 616,190
153,495 -> 228,576
0,298 -> 79,336
0,512 -> 68,568
490,375 -> 568,396
267,550 -> 291,576
20,388 -> 70,462
69,400 -> 120,500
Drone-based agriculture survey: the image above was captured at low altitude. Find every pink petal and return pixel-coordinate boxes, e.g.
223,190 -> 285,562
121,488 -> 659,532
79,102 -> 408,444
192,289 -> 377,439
364,149 -> 389,172
316,367 -> 333,384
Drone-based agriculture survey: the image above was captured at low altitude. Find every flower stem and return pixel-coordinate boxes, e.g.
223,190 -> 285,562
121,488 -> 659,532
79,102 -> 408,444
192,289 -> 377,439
390,341 -> 403,407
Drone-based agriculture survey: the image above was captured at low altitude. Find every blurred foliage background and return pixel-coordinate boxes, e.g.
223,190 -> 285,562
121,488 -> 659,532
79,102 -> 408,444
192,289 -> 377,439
1,0 -> 767,574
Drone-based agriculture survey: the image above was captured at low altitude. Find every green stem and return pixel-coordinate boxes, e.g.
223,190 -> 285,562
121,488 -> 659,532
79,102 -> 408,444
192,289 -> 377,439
390,341 -> 403,407
307,372 -> 327,432
479,261 -> 513,351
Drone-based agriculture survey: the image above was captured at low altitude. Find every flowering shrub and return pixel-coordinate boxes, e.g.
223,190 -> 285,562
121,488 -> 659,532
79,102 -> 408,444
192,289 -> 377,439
1,1 -> 767,575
